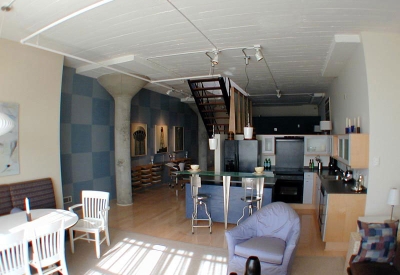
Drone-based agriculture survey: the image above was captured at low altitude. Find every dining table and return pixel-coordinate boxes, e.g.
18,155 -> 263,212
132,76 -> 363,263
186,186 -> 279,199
176,169 -> 275,229
0,208 -> 79,235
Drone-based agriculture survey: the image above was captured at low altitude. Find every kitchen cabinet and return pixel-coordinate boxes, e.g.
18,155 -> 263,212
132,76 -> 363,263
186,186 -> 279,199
314,174 -> 321,217
332,134 -> 369,168
304,135 -> 331,155
303,172 -> 315,204
258,135 -> 275,154
322,193 -> 366,251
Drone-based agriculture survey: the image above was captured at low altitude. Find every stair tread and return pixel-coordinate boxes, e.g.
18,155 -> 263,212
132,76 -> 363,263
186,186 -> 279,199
189,78 -> 221,83
198,102 -> 225,106
201,110 -> 227,113
192,87 -> 221,91
194,95 -> 223,98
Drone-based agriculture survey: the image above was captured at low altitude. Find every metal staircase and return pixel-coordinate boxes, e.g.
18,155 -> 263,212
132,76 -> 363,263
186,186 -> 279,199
188,77 -> 230,138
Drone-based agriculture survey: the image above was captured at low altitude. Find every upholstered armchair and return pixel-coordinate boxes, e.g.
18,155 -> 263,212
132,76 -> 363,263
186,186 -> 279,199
225,202 -> 301,275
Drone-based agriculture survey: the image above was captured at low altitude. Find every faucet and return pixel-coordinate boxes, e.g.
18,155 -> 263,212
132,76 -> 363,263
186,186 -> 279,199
315,155 -> 321,163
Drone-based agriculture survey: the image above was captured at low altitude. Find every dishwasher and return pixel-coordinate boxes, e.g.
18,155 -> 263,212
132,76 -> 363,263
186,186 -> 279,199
318,185 -> 328,240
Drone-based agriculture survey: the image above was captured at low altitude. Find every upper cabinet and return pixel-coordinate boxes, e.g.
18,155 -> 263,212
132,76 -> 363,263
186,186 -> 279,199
258,135 -> 275,154
332,134 -> 369,168
304,135 -> 331,155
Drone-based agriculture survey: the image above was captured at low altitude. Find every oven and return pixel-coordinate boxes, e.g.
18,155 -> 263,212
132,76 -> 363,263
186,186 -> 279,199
272,173 -> 304,204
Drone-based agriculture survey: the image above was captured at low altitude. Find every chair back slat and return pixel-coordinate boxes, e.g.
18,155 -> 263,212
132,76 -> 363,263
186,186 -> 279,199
0,230 -> 30,275
82,191 -> 109,222
31,219 -> 65,270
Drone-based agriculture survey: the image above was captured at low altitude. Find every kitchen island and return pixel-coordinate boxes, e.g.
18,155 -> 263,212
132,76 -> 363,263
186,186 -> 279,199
177,170 -> 275,228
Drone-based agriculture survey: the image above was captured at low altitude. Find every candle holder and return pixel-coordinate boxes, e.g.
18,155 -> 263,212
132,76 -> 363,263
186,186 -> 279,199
26,212 -> 32,222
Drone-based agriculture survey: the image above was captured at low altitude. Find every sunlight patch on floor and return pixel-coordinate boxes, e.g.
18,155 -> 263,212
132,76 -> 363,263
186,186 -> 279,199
83,237 -> 227,275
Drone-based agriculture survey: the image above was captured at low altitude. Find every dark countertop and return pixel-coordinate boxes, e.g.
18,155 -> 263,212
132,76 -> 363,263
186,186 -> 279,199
180,167 -> 367,194
316,169 -> 367,195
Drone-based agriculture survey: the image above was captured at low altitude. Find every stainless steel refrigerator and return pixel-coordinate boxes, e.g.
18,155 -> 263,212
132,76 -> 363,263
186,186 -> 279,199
224,140 -> 260,172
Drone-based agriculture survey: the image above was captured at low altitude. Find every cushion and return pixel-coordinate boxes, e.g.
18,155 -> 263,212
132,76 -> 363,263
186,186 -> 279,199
353,221 -> 398,263
235,236 -> 286,264
10,207 -> 23,214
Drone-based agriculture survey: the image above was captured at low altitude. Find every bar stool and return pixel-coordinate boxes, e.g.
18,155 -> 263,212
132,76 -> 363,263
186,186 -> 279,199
237,178 -> 262,225
191,175 -> 212,234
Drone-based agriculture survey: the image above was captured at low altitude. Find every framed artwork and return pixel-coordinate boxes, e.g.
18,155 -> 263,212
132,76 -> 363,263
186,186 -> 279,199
131,123 -> 147,157
173,126 -> 184,152
155,125 -> 168,154
0,102 -> 19,177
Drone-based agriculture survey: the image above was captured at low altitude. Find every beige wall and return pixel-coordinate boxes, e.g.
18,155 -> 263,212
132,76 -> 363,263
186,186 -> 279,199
0,39 -> 64,208
327,32 -> 400,217
362,32 -> 400,217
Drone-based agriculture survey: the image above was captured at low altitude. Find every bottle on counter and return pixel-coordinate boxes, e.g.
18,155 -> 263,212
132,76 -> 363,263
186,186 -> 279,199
264,158 -> 268,170
267,158 -> 271,169
309,159 -> 312,169
311,159 -> 314,169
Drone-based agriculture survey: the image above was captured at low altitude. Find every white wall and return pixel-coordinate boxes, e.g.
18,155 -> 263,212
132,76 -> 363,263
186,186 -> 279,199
361,32 -> 400,217
0,39 -> 64,208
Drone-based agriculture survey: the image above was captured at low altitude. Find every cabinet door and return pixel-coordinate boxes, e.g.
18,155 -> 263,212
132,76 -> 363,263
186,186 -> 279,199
259,135 -> 275,154
303,172 -> 314,204
315,176 -> 321,217
304,135 -> 331,155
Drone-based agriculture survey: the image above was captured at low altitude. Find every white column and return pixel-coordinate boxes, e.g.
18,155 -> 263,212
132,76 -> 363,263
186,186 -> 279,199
98,73 -> 149,206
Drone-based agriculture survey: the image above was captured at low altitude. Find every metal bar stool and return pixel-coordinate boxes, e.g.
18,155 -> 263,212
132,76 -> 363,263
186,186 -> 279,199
191,175 -> 212,234
237,178 -> 262,225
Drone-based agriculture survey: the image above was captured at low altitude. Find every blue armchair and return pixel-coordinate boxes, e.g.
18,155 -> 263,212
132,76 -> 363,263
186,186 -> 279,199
225,202 -> 300,275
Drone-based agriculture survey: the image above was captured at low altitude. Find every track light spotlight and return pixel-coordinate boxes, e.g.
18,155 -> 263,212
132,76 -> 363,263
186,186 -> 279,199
211,51 -> 219,65
276,90 -> 281,98
254,47 -> 264,62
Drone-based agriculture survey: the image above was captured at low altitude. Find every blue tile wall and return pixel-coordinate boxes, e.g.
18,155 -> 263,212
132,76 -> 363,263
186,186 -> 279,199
130,89 -> 198,184
61,66 -> 115,206
61,66 -> 198,206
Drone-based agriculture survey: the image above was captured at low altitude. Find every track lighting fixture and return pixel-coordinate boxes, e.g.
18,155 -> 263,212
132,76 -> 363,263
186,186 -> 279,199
205,50 -> 220,67
211,51 -> 219,65
276,90 -> 282,98
166,90 -> 173,95
254,45 -> 264,61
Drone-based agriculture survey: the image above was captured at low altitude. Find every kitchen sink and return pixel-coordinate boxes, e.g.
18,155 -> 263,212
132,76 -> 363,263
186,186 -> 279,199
321,174 -> 342,180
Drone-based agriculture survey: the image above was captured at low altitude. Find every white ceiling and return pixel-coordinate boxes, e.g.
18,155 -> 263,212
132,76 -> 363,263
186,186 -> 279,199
1,0 -> 400,106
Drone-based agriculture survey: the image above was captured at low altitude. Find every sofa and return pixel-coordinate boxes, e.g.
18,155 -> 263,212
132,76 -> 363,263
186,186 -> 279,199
345,217 -> 400,275
347,242 -> 400,275
0,178 -> 56,216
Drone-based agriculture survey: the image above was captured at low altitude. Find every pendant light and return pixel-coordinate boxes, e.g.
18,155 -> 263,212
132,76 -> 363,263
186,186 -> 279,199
243,100 -> 253,140
209,125 -> 217,150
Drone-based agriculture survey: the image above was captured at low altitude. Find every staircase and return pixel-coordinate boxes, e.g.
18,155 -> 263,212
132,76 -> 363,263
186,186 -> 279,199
188,77 -> 230,138
188,77 -> 253,138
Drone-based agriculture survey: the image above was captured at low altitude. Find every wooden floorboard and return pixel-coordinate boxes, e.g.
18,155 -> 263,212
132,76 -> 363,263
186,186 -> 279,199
108,184 -> 347,257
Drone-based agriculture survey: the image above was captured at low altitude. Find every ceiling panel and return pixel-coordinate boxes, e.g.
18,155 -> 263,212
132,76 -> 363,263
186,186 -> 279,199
1,0 -> 400,106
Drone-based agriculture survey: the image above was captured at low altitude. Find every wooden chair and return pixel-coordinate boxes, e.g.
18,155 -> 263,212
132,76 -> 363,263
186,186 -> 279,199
0,230 -> 30,275
68,190 -> 110,258
30,219 -> 68,275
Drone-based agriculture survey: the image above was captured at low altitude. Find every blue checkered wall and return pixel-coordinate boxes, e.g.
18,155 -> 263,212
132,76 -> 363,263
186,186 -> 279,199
60,67 -> 198,206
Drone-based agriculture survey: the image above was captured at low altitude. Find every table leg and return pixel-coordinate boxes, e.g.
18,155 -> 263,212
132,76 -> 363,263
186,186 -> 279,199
223,175 -> 231,230
257,178 -> 265,209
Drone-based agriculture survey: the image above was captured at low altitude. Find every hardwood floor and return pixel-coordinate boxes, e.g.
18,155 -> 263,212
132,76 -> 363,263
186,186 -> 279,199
108,184 -> 346,258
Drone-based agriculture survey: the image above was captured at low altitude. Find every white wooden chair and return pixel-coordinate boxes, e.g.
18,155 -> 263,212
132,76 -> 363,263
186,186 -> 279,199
30,219 -> 68,275
0,230 -> 30,275
68,190 -> 110,259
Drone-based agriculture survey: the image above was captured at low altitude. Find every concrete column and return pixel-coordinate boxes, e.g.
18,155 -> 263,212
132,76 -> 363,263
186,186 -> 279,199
98,73 -> 148,206
188,104 -> 208,170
